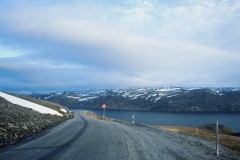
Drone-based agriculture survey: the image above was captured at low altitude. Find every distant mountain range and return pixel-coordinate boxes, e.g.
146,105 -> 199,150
13,87 -> 240,112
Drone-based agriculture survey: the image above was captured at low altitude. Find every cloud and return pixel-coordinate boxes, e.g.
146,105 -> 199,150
0,0 -> 239,90
0,44 -> 24,58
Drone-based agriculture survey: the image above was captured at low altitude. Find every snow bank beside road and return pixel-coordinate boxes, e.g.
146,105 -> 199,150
0,92 -> 62,116
60,108 -> 67,113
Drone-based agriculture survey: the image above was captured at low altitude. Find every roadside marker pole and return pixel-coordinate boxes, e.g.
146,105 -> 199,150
101,104 -> 107,119
216,120 -> 219,156
132,113 -> 134,125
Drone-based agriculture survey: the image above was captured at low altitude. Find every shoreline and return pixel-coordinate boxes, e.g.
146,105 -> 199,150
71,108 -> 240,113
80,109 -> 240,132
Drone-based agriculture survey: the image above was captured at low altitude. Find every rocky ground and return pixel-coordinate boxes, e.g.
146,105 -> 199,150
0,96 -> 73,149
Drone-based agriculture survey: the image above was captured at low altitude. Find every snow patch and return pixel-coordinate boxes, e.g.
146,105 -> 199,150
155,88 -> 180,92
44,95 -> 53,99
154,97 -> 161,103
145,95 -> 151,100
78,96 -> 96,101
67,96 -> 80,99
184,87 -> 202,91
60,108 -> 67,113
0,92 -> 62,116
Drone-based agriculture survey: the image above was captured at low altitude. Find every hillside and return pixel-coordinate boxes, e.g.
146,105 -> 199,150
16,87 -> 240,112
13,94 -> 71,118
0,93 -> 73,149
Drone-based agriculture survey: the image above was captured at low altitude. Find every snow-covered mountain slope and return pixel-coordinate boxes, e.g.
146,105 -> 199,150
0,92 -> 62,116
13,87 -> 240,112
20,87 -> 239,101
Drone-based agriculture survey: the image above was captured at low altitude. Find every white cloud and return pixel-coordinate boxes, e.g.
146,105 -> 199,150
0,44 -> 25,58
0,0 -> 239,89
1,0 -> 239,47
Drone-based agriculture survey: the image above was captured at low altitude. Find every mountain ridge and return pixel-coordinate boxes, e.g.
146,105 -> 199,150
12,87 -> 240,112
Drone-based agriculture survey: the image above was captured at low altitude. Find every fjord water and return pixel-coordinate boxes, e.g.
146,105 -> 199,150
76,109 -> 240,132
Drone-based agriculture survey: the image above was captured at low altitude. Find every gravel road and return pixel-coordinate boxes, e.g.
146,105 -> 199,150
0,111 -> 239,160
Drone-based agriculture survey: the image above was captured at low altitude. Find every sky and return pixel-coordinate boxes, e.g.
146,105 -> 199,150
0,0 -> 239,91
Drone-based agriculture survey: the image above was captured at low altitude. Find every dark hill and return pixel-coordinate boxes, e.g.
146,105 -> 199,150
151,89 -> 240,112
16,88 -> 240,112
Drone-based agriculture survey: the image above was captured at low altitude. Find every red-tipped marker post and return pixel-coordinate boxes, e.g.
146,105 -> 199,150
101,104 -> 107,117
132,113 -> 134,124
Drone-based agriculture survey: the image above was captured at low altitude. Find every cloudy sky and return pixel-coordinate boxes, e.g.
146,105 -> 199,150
0,0 -> 239,91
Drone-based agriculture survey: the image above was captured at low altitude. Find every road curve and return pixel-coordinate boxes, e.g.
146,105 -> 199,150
0,111 -> 238,160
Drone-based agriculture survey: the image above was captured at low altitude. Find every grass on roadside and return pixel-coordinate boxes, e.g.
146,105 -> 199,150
85,111 -> 131,124
157,126 -> 240,154
86,111 -> 113,121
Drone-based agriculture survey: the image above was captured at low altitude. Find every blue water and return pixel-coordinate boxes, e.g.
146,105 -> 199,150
74,109 -> 240,132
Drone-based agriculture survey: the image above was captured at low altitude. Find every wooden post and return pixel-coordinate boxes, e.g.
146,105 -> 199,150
196,126 -> 198,136
216,120 -> 219,156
